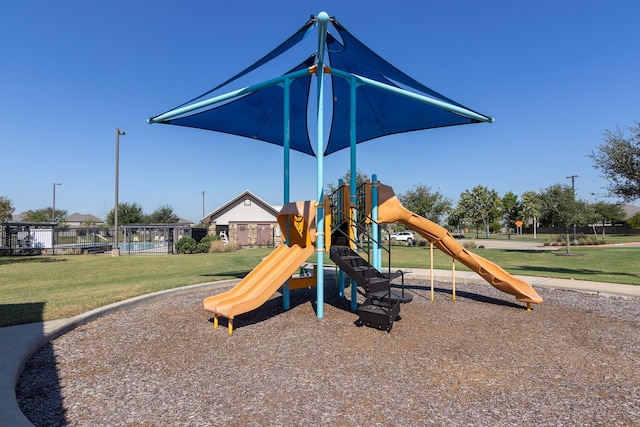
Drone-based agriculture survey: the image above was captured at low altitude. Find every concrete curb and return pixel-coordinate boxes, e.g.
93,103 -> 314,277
0,279 -> 239,427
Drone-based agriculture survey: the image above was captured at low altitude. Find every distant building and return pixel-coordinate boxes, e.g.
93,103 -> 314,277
62,212 -> 104,228
621,204 -> 640,221
201,191 -> 282,246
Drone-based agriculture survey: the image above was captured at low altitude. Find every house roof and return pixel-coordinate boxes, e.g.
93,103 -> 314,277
621,204 -> 640,220
64,212 -> 103,223
203,190 -> 279,223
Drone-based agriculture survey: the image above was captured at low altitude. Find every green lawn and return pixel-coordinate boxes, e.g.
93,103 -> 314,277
384,245 -> 640,285
1,240 -> 638,326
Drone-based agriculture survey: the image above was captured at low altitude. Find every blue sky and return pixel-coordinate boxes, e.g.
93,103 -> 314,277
2,1 -> 639,223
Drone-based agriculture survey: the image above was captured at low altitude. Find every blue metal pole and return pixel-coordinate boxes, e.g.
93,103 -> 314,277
283,76 -> 291,311
328,67 -> 494,123
349,75 -> 359,312
315,11 -> 329,319
337,179 -> 345,298
372,174 -> 381,271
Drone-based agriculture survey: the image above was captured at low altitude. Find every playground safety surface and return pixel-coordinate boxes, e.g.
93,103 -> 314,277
16,277 -> 640,426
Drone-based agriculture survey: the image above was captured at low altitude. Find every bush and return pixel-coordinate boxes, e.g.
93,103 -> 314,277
463,241 -> 477,250
196,235 -> 218,253
209,241 -> 243,253
175,236 -> 197,254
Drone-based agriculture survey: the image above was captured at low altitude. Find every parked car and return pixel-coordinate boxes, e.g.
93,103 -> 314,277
389,231 -> 415,245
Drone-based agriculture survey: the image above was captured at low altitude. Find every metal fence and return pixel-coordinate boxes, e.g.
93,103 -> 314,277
50,225 -> 198,255
1,224 -> 203,256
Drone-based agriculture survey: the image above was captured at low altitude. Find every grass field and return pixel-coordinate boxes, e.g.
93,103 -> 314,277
1,237 -> 638,326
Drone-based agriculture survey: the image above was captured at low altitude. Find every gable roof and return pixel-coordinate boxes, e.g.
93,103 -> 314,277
203,190 -> 280,224
621,204 -> 640,220
64,212 -> 104,224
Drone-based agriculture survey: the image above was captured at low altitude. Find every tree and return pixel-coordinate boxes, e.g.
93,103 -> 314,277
590,202 -> 625,241
23,207 -> 68,224
0,196 -> 14,221
399,184 -> 452,225
325,169 -> 370,195
589,122 -> 640,203
457,185 -> 501,238
146,204 -> 178,224
105,203 -> 144,226
627,212 -> 640,230
500,191 -> 522,239
447,207 -> 468,234
539,184 -> 589,254
521,191 -> 542,239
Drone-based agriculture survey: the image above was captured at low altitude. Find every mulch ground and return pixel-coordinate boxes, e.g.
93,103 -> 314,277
17,278 -> 640,426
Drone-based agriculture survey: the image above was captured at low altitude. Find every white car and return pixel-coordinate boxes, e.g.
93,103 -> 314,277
390,231 -> 414,245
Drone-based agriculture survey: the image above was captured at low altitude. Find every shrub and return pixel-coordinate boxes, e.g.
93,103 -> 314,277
175,236 -> 197,254
463,241 -> 477,250
196,235 -> 218,253
209,241 -> 243,253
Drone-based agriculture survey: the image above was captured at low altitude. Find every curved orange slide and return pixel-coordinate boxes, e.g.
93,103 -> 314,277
377,183 -> 542,305
203,243 -> 314,334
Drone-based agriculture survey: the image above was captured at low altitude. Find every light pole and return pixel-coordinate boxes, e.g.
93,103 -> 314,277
566,174 -> 579,243
113,128 -> 125,256
202,191 -> 205,221
52,182 -> 61,255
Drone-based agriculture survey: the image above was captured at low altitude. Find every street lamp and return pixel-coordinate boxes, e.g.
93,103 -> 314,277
113,128 -> 125,256
52,182 -> 61,255
202,191 -> 205,220
566,175 -> 579,243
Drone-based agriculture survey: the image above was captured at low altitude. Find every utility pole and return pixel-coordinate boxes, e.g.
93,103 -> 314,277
113,128 -> 125,256
566,175 -> 579,243
52,182 -> 61,255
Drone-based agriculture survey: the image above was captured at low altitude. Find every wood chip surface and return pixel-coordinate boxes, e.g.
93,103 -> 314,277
17,279 -> 640,426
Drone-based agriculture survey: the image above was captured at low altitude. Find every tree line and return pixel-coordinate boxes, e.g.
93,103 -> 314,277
0,200 -> 180,227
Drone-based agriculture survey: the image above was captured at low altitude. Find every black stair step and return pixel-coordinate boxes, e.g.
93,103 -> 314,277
368,289 -> 413,304
358,303 -> 394,315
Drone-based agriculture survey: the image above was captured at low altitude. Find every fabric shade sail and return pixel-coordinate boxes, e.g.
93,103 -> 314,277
148,16 -> 492,157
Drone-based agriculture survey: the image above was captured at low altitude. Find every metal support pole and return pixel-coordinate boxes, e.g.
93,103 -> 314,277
566,174 -> 579,243
372,175 -> 380,271
315,11 -> 329,319
113,128 -> 125,257
52,182 -> 60,255
283,75 -> 292,311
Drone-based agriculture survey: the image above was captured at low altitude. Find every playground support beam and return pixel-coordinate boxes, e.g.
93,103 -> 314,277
349,74 -> 359,311
371,175 -> 381,271
327,67 -> 494,123
282,75 -> 292,311
315,11 -> 329,319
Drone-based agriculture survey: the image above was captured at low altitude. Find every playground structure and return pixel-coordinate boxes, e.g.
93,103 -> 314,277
204,180 -> 542,334
150,12 -> 541,334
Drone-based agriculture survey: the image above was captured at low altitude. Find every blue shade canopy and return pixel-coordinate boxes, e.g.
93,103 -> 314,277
148,15 -> 492,157
161,56 -> 316,156
324,22 -> 490,156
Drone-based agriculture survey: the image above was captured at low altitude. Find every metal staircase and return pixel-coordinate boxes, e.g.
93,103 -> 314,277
329,244 -> 400,332
328,182 -> 409,333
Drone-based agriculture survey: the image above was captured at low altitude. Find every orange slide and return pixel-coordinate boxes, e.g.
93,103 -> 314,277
377,183 -> 542,305
203,243 -> 314,334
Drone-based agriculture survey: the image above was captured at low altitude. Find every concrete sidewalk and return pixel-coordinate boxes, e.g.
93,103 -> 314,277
2,274 -> 639,427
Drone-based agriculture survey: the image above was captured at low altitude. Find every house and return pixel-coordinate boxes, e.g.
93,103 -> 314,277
202,191 -> 282,246
62,212 -> 104,228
